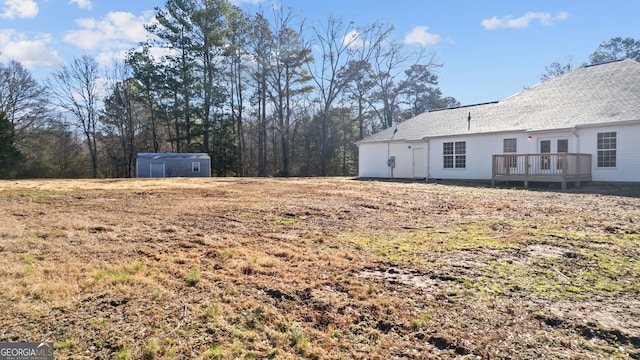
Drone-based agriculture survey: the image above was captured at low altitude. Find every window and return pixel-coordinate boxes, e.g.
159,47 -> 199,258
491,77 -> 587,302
192,162 -> 201,172
503,138 -> 517,153
540,140 -> 551,170
503,138 -> 517,168
557,139 -> 568,169
597,132 -> 616,167
444,141 -> 466,169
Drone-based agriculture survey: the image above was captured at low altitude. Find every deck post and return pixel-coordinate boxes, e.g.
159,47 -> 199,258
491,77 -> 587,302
491,155 -> 496,187
524,154 -> 529,189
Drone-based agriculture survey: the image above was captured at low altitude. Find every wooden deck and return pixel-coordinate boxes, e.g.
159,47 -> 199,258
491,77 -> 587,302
492,153 -> 592,190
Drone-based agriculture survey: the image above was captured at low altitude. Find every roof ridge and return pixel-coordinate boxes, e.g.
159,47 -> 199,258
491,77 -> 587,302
429,101 -> 499,112
582,58 -> 632,68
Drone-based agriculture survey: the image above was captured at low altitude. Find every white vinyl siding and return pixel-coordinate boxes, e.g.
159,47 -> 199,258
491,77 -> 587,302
578,125 -> 640,182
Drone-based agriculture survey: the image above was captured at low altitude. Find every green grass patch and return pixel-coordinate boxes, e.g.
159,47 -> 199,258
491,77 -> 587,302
114,347 -> 131,360
202,343 -> 224,359
411,311 -> 432,330
22,253 -> 37,265
186,268 -> 201,286
92,262 -> 144,286
343,220 -> 525,264
55,339 -> 76,350
93,269 -> 132,285
264,216 -> 297,226
343,219 -> 639,299
288,323 -> 309,354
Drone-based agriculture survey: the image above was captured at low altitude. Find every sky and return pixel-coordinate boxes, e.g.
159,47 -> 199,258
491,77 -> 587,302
1,0 -> 639,106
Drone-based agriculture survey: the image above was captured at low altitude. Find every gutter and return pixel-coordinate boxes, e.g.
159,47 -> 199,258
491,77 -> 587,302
574,118 -> 640,129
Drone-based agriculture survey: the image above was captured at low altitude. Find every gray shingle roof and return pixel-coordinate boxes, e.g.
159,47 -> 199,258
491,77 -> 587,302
358,59 -> 640,144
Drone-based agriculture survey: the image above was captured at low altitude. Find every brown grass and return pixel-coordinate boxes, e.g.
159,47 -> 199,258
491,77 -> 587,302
0,178 -> 639,359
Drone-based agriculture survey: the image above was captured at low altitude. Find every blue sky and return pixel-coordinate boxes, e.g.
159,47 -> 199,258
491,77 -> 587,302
0,0 -> 638,105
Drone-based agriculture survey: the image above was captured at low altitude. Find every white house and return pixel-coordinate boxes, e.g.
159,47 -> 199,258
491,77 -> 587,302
357,59 -> 640,188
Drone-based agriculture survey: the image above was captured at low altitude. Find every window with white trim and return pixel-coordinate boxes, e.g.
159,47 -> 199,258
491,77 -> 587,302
597,132 -> 616,168
192,162 -> 201,172
444,141 -> 466,168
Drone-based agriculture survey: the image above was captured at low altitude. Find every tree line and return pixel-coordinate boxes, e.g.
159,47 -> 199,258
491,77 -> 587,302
0,0 -> 459,179
539,37 -> 640,81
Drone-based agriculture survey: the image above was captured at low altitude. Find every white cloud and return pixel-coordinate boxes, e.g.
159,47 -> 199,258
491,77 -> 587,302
343,30 -> 366,49
0,30 -> 63,68
481,11 -> 569,30
1,0 -> 38,19
69,0 -> 92,10
404,26 -> 441,46
64,11 -> 152,51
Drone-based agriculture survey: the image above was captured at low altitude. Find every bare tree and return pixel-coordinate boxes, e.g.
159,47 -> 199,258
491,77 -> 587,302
265,6 -> 314,177
224,7 -> 251,176
0,60 -> 50,146
50,55 -> 102,178
308,15 -> 392,175
102,61 -> 145,177
371,40 -> 440,129
539,59 -> 573,82
247,12 -> 273,176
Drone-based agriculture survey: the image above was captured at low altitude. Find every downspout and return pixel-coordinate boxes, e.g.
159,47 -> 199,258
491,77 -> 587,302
387,141 -> 391,178
572,127 -> 580,153
388,125 -> 398,178
426,138 -> 430,181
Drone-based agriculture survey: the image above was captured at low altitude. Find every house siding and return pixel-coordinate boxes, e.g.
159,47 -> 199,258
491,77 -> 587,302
577,124 -> 640,182
428,133 -> 533,180
358,143 -> 390,178
389,142 -> 416,178
358,141 -> 427,179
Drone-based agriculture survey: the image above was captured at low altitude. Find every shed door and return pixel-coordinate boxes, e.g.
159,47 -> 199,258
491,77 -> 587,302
413,148 -> 425,179
150,163 -> 165,178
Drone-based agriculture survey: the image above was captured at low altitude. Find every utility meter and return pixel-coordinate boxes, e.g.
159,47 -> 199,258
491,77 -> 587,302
387,156 -> 396,168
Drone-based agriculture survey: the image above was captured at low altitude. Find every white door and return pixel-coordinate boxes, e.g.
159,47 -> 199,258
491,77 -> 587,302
413,148 -> 425,178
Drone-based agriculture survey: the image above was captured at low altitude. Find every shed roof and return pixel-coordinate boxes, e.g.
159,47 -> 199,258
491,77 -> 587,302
137,153 -> 211,160
358,58 -> 640,144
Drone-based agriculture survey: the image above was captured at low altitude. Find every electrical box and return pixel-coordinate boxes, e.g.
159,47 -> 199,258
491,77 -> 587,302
387,156 -> 396,168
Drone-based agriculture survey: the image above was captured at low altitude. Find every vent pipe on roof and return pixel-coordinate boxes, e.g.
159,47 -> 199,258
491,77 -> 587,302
467,112 -> 471,131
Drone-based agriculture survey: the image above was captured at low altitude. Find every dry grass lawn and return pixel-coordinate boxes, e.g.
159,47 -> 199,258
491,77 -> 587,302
0,178 -> 639,359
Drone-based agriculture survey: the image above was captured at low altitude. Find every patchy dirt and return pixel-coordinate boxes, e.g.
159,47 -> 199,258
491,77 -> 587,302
0,178 -> 639,359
